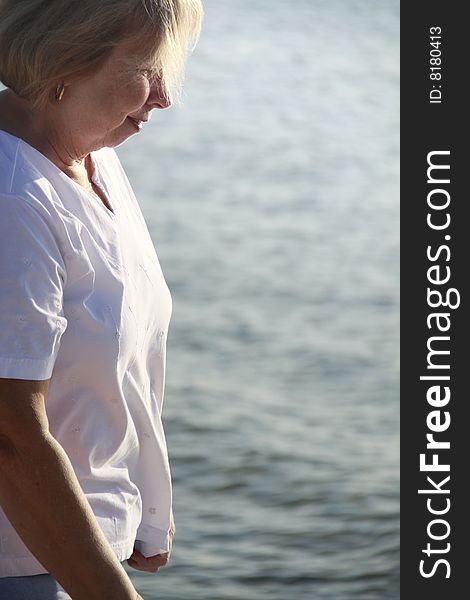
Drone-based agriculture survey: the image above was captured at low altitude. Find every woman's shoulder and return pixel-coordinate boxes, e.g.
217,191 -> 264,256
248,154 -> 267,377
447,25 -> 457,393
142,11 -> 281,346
0,130 -> 70,215
1,129 -> 49,190
0,132 -> 82,260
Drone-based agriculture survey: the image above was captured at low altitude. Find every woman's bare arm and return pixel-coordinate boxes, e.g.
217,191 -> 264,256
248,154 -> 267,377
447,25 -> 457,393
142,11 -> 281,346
0,377 -> 141,600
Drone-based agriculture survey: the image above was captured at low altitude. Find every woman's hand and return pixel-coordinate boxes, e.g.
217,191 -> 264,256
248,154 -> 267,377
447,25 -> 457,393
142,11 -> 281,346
127,510 -> 176,573
127,548 -> 169,573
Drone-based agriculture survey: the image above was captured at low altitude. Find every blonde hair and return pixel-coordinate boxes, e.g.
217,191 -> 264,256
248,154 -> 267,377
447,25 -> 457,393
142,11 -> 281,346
0,0 -> 203,109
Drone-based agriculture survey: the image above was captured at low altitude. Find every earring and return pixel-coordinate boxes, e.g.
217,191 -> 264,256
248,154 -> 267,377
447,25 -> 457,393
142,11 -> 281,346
55,82 -> 65,102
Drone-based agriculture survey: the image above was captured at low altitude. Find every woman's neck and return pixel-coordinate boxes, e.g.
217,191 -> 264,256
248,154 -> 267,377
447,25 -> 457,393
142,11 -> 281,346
0,88 -> 88,176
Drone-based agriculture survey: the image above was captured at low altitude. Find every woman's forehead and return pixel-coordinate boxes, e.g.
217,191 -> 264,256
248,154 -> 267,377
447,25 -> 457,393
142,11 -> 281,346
111,36 -> 156,64
108,38 -> 154,68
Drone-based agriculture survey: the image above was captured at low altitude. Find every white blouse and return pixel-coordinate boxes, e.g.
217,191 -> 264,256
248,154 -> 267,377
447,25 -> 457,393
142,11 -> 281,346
0,130 -> 173,577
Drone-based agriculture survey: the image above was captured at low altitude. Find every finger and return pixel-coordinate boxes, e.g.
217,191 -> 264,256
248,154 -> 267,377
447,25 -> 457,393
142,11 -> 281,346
147,553 -> 169,568
131,549 -> 167,567
129,564 -> 161,573
130,551 -> 169,570
127,557 -> 160,573
130,549 -> 147,562
128,550 -> 154,570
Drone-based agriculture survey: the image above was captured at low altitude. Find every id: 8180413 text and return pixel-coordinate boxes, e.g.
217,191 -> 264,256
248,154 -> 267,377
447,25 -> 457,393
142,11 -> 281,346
429,26 -> 442,104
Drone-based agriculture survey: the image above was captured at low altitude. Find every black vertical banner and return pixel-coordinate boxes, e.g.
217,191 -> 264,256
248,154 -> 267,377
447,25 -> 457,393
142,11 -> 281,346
401,3 -> 468,598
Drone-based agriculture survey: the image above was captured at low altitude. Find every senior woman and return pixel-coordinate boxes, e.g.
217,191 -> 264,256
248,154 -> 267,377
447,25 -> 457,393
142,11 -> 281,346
0,0 -> 203,598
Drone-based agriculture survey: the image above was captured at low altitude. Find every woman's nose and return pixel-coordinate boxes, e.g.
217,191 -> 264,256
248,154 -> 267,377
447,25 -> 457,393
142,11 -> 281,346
147,77 -> 172,110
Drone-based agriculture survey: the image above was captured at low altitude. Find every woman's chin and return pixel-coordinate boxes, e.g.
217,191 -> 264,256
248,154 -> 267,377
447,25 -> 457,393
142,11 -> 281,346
104,126 -> 138,149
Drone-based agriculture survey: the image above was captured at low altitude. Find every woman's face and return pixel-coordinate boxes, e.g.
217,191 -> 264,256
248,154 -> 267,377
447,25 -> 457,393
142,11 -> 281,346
60,39 -> 171,152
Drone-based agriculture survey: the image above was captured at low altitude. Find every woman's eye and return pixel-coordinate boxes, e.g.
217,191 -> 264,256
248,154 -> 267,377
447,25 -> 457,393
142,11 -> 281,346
139,69 -> 153,79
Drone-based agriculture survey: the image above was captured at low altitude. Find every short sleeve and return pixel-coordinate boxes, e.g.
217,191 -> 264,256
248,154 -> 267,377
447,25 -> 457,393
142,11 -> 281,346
0,194 -> 67,380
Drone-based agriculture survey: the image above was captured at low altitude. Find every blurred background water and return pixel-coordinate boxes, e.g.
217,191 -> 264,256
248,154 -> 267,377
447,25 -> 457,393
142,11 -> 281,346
118,0 -> 399,598
117,1 -> 399,598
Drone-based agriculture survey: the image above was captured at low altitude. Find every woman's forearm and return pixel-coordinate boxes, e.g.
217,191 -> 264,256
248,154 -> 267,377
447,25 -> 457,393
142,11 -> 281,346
0,432 -> 139,600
